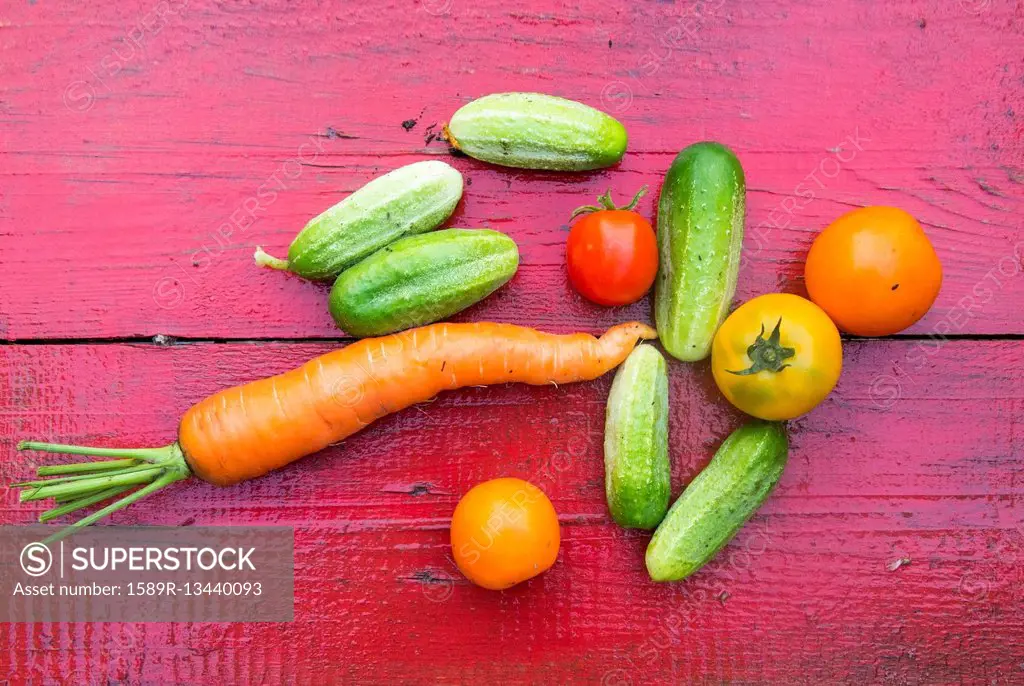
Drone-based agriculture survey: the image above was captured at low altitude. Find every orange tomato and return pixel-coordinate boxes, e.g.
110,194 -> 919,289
450,477 -> 560,590
805,206 -> 942,336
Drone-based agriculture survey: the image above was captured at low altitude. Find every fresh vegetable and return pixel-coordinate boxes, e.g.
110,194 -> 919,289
655,142 -> 745,361
450,477 -> 560,590
14,321 -> 656,543
805,206 -> 943,336
254,160 -> 463,280
444,92 -> 627,171
604,345 -> 670,529
711,293 -> 842,421
566,187 -> 658,306
329,228 -> 519,337
646,421 -> 788,582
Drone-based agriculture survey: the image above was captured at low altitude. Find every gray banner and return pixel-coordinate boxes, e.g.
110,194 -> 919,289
0,526 -> 294,622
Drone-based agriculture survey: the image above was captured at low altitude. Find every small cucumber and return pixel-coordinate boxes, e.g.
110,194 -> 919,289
655,142 -> 745,361
444,92 -> 627,171
604,345 -> 670,530
255,160 -> 463,280
329,228 -> 519,337
646,421 -> 787,582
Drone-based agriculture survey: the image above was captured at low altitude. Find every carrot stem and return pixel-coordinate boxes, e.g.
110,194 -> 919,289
13,463 -> 158,489
19,441 -> 176,463
19,467 -> 164,502
42,473 -> 184,544
12,440 -> 193,541
55,486 -> 116,503
37,459 -> 141,476
39,485 -> 135,523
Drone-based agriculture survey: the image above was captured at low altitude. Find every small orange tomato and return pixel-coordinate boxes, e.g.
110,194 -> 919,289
450,477 -> 560,591
805,206 -> 942,336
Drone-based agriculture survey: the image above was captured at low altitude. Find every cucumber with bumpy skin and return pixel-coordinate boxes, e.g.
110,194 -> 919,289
255,160 -> 463,281
604,345 -> 670,530
329,228 -> 519,337
655,142 -> 745,361
645,421 -> 787,582
444,93 -> 627,171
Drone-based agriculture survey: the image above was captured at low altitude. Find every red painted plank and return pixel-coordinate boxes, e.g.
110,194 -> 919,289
2,0 -> 1023,684
1,339 -> 1021,683
0,0 -> 1021,339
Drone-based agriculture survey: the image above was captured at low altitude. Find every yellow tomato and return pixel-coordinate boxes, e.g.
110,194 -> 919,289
712,293 -> 842,420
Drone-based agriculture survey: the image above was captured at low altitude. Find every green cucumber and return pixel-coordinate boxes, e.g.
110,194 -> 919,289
329,228 -> 519,337
646,421 -> 787,582
444,92 -> 627,171
655,142 -> 745,361
255,160 -> 463,280
604,345 -> 670,530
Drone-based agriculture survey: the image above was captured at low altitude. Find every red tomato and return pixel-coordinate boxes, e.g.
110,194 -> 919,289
566,189 -> 658,306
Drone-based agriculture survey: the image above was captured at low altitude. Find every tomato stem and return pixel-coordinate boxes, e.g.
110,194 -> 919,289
727,318 -> 796,376
570,185 -> 648,220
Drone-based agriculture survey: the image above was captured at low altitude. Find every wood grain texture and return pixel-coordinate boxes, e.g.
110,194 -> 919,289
2,0 -> 1023,684
0,0 -> 1021,339
1,339 -> 1022,684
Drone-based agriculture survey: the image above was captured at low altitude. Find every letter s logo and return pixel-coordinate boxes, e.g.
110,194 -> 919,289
20,542 -> 52,577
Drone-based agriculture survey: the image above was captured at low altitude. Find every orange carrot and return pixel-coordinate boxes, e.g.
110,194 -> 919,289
14,321 -> 656,541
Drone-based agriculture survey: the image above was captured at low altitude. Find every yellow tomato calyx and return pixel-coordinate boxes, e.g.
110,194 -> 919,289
727,318 -> 796,376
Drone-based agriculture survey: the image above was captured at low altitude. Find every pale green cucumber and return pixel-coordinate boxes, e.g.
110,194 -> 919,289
646,421 -> 787,582
255,160 -> 463,280
604,345 -> 670,530
445,92 -> 627,171
655,142 -> 745,361
329,228 -> 519,337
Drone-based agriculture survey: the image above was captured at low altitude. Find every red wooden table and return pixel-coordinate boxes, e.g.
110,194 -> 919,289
2,0 -> 1023,683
